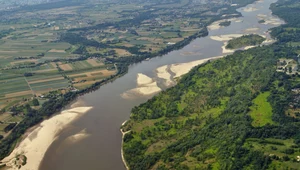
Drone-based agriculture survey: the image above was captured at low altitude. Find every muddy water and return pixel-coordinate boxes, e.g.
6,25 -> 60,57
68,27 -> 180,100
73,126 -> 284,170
39,0 -> 284,169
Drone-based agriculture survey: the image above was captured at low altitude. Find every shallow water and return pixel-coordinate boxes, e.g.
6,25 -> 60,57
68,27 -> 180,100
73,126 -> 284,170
39,0 -> 284,169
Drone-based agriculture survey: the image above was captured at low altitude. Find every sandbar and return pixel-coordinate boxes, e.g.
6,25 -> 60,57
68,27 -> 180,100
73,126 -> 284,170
1,105 -> 93,170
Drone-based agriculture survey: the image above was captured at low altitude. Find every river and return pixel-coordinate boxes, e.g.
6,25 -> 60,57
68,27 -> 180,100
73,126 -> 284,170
39,0 -> 284,169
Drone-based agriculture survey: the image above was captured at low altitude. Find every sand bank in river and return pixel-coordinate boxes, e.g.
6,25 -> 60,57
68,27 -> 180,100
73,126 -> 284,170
120,120 -> 130,170
244,27 -> 260,33
1,106 -> 93,170
257,14 -> 283,25
222,43 -> 235,54
210,34 -> 244,42
170,56 -> 223,78
156,65 -> 174,87
207,17 -> 244,31
243,6 -> 259,12
207,21 -> 222,31
137,73 -> 153,86
121,74 -> 162,99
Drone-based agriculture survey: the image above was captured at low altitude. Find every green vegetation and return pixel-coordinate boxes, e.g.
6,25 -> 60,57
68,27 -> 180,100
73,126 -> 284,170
219,21 -> 231,27
122,0 -> 300,169
250,92 -> 274,127
226,34 -> 266,49
0,0 -> 247,110
0,0 -> 252,154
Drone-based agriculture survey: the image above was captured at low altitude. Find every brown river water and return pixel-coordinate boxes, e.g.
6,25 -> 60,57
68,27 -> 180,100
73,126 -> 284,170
39,0 -> 284,169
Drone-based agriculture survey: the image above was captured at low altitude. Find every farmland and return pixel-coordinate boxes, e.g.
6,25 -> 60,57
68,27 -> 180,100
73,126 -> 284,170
0,0 -> 254,154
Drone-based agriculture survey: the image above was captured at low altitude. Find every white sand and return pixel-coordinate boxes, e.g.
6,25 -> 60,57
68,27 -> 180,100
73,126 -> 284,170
1,106 -> 93,170
244,27 -> 260,32
120,121 -> 130,170
243,6 -> 258,12
262,39 -> 275,45
121,74 -> 162,99
170,56 -> 223,78
137,73 -> 153,85
135,82 -> 162,95
244,46 -> 256,50
263,18 -> 282,25
208,18 -> 244,31
207,19 -> 230,31
257,14 -> 283,25
233,19 -> 243,23
210,34 -> 244,42
222,43 -> 235,54
207,22 -> 222,31
156,65 -> 174,87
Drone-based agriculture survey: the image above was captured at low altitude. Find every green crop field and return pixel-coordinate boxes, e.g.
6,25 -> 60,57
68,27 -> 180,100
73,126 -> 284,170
69,61 -> 93,70
26,74 -> 63,82
0,78 -> 30,97
250,92 -> 274,127
29,78 -> 69,92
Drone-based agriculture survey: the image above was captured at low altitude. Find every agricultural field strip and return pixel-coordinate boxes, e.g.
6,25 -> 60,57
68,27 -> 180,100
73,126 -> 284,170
0,77 -> 26,83
5,91 -> 33,98
23,77 -> 34,95
31,83 -> 69,91
29,79 -> 69,88
67,70 -> 115,78
28,77 -> 64,84
0,83 -> 30,91
26,74 -> 63,81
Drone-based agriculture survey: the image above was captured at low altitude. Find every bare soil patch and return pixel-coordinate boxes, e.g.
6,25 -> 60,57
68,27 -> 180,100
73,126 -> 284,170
114,48 -> 131,56
29,77 -> 64,84
5,90 -> 32,98
87,59 -> 104,67
48,49 -> 66,53
59,64 -> 73,71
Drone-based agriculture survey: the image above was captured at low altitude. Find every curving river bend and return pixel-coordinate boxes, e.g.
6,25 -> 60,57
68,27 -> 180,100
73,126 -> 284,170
39,0 -> 284,169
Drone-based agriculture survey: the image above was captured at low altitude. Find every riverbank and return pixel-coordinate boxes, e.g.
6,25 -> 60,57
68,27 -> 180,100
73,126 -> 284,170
1,0 -> 283,169
121,55 -> 224,99
120,0 -> 286,168
1,101 -> 92,170
120,121 -> 130,170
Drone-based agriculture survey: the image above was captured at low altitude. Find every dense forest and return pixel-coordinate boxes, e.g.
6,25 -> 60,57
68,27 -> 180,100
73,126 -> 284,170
226,34 -> 265,49
122,0 -> 300,169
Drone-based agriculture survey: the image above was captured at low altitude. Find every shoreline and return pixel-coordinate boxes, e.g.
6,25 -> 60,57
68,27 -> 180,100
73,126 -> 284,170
120,0 -> 285,168
0,0 -> 284,169
120,120 -> 130,170
1,100 -> 93,170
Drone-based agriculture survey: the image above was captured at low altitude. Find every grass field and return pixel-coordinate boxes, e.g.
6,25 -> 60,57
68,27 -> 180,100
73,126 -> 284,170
29,77 -> 69,93
0,77 -> 31,98
250,92 -> 274,127
244,138 -> 300,169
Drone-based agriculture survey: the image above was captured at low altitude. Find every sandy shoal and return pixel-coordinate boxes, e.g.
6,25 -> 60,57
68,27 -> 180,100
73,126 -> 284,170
244,27 -> 260,32
121,73 -> 162,99
121,82 -> 162,99
207,19 -> 228,31
156,65 -> 174,87
222,43 -> 235,54
210,34 -> 244,42
1,106 -> 93,170
137,73 -> 153,86
243,6 -> 259,12
135,82 -> 162,95
257,14 -> 283,25
170,56 -> 223,78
